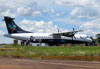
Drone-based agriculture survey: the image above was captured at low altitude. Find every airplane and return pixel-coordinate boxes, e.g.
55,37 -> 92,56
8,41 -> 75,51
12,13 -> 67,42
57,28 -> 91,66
3,16 -> 92,46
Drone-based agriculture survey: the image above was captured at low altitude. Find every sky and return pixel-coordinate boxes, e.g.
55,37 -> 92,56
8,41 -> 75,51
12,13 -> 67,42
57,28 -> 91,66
0,0 -> 100,44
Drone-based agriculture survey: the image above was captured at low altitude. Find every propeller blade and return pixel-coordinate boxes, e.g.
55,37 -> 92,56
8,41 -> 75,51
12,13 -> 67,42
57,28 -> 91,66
73,27 -> 75,34
58,28 -> 60,32
73,27 -> 75,32
72,27 -> 75,46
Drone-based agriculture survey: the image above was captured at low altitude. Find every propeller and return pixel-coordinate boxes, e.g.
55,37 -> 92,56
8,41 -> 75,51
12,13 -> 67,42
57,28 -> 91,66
73,27 -> 75,34
72,28 -> 83,37
58,28 -> 60,33
72,27 -> 75,46
71,27 -> 83,46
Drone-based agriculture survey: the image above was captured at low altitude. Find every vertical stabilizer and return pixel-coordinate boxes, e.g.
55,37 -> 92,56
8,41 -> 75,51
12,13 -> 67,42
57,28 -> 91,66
4,16 -> 31,34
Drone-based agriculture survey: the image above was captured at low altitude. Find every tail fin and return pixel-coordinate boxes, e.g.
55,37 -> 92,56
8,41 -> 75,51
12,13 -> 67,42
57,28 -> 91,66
4,16 -> 31,34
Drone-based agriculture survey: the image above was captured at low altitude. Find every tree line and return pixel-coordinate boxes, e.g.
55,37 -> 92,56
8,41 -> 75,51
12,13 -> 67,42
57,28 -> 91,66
90,34 -> 100,44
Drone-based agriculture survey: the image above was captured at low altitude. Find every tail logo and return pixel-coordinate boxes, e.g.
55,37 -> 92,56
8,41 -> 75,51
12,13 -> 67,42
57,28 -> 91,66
8,24 -> 16,33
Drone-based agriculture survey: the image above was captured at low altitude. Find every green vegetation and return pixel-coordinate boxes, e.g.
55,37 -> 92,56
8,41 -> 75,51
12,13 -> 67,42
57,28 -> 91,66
96,34 -> 100,44
0,44 -> 100,61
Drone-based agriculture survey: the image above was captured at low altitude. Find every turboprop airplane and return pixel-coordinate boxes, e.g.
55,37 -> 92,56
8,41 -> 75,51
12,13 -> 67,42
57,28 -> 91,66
3,16 -> 92,46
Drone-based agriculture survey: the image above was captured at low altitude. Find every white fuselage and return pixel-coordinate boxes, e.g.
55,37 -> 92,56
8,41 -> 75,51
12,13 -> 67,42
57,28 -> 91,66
4,33 -> 92,43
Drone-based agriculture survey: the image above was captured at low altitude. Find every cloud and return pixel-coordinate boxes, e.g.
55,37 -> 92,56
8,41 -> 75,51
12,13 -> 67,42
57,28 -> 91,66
55,0 -> 91,6
0,22 -> 6,28
0,0 -> 48,17
0,0 -> 63,18
55,0 -> 100,19
19,19 -> 59,33
70,6 -> 100,19
0,10 -> 16,17
16,7 -> 42,17
53,17 -> 83,25
0,30 -> 5,35
80,19 -> 100,36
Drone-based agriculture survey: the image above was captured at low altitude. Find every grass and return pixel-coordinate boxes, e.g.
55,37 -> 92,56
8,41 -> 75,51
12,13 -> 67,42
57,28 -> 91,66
0,44 -> 100,61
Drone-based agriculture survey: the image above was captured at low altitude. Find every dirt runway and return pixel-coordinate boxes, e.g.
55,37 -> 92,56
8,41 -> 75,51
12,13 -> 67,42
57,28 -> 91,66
0,57 -> 100,69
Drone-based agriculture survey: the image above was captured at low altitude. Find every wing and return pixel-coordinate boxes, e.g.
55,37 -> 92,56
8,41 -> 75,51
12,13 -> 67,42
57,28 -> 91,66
51,30 -> 83,37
